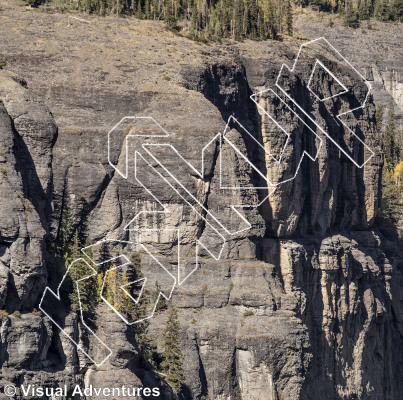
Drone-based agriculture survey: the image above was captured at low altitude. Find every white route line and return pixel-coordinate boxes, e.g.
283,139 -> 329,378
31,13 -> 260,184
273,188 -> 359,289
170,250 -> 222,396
129,151 -> 226,285
307,60 -> 349,101
98,249 -> 176,325
39,258 -> 112,367
82,239 -> 177,324
43,37 -> 377,365
107,116 -> 169,179
271,36 -> 374,168
223,113 -> 322,188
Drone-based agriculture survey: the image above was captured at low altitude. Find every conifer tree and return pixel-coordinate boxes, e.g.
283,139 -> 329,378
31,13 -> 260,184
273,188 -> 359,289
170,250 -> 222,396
375,103 -> 384,134
384,101 -> 398,168
284,0 -> 293,35
245,0 -> 259,38
380,101 -> 402,227
381,169 -> 401,223
233,0 -> 244,39
375,0 -> 391,20
66,231 -> 98,314
165,0 -> 178,28
344,3 -> 359,27
99,241 -> 113,274
161,305 -> 185,392
392,0 -> 403,21
57,205 -> 74,256
357,0 -> 370,19
153,281 -> 167,313
209,3 -> 222,37
125,252 -> 155,359
85,0 -> 92,13
261,0 -> 277,39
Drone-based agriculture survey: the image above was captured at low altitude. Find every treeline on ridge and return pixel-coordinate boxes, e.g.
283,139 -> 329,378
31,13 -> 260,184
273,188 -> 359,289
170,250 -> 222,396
25,0 -> 293,41
305,0 -> 402,27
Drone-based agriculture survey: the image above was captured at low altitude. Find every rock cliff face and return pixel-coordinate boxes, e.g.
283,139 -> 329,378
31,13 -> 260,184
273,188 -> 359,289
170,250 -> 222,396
0,2 -> 402,399
0,71 -> 56,312
294,12 -> 403,238
294,11 -> 403,127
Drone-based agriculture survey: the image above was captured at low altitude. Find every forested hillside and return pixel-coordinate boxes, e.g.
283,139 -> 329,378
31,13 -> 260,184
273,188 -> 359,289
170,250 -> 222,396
307,0 -> 403,26
25,0 -> 293,40
24,0 -> 403,43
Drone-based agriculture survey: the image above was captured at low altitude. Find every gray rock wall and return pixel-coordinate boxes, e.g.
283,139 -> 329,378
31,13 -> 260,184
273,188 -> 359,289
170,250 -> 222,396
0,4 -> 402,400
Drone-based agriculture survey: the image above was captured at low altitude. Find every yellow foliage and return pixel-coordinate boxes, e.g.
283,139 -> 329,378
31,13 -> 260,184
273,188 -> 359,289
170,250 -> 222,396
394,161 -> 403,178
104,266 -> 131,314
394,161 -> 403,193
97,272 -> 104,299
105,266 -> 116,304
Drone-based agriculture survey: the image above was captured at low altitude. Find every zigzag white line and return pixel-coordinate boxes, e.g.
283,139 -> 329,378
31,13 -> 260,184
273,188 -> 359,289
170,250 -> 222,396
271,36 -> 374,168
42,37 -> 377,365
39,258 -> 113,367
82,239 -> 176,324
129,151 -> 226,285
